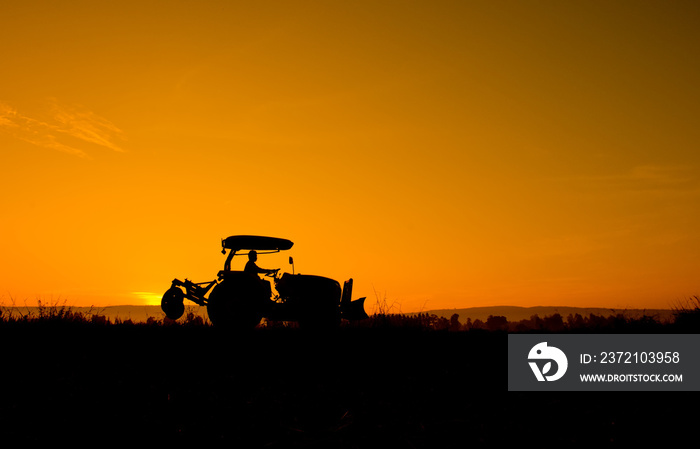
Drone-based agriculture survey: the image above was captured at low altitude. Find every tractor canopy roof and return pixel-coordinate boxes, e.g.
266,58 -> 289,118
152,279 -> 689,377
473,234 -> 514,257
222,235 -> 294,252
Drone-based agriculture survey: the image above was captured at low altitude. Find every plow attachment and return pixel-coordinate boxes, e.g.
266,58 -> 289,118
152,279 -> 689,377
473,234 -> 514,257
161,278 -> 217,320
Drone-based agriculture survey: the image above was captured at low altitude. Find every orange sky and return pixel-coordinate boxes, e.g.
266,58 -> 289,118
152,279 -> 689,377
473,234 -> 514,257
1,1 -> 699,312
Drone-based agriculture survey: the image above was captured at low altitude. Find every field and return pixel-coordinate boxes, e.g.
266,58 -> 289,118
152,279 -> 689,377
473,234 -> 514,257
1,309 -> 698,446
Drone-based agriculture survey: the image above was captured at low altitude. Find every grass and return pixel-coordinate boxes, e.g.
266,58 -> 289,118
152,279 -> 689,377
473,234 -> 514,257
1,297 -> 697,332
671,295 -> 700,329
0,298 -> 106,323
0,297 -> 697,445
0,298 -> 209,326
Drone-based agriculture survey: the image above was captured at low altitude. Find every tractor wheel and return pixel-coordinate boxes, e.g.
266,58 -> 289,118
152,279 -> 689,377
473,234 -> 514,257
297,304 -> 340,331
161,287 -> 185,320
207,280 -> 262,330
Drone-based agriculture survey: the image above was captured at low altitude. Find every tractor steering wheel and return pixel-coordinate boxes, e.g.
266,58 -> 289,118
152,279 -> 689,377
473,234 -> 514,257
265,268 -> 280,278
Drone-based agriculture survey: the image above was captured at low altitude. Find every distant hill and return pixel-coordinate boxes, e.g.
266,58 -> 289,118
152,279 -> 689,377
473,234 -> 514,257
1,304 -> 676,324
408,306 -> 676,323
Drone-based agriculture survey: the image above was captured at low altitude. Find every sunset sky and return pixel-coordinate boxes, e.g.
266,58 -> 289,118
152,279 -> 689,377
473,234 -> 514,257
1,1 -> 699,312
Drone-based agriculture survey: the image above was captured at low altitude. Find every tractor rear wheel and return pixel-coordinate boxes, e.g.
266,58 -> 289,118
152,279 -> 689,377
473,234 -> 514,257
207,280 -> 263,330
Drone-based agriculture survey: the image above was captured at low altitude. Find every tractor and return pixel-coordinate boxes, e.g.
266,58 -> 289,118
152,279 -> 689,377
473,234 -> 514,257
161,235 -> 368,329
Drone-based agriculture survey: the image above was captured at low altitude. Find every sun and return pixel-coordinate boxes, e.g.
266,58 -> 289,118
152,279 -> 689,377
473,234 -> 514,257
131,292 -> 163,306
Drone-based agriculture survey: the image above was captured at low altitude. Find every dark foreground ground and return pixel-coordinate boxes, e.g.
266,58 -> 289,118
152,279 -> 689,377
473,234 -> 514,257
0,322 -> 696,446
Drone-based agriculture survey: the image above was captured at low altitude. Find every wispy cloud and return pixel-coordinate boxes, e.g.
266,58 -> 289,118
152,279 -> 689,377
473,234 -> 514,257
556,164 -> 700,199
616,165 -> 694,186
0,99 -> 126,158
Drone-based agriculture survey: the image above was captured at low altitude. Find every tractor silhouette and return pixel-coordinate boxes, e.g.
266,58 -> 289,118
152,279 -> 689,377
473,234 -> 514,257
161,235 -> 368,329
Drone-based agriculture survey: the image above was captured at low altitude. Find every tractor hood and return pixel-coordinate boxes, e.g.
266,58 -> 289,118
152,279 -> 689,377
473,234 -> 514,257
276,273 -> 341,302
222,235 -> 294,252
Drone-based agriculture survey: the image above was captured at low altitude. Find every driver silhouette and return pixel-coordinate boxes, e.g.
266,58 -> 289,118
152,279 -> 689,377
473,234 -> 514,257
244,250 -> 278,277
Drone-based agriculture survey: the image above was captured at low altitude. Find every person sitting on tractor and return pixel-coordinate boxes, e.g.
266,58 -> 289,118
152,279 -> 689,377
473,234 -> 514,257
245,250 -> 278,303
244,250 -> 278,277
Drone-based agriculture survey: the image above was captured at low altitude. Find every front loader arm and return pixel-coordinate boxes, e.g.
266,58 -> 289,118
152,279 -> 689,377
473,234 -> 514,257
170,278 -> 217,306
